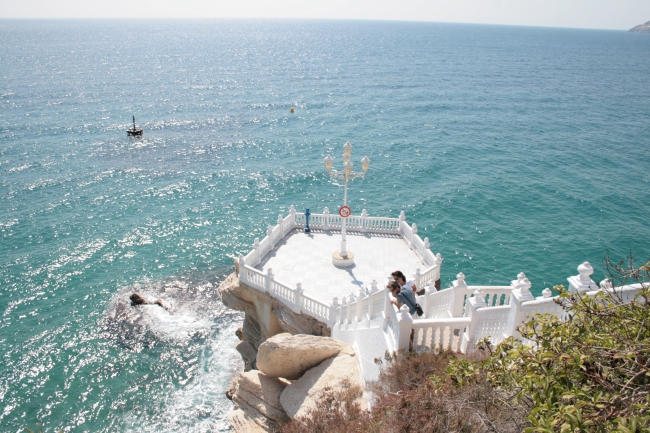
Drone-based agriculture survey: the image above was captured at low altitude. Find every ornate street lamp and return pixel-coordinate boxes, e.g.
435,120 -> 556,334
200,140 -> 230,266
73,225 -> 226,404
324,142 -> 370,267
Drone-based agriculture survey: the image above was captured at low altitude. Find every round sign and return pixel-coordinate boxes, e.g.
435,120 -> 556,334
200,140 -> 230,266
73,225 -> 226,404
339,206 -> 351,218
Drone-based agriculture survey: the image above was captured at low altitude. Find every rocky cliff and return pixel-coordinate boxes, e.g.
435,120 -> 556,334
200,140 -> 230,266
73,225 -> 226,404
217,272 -> 331,370
226,333 -> 366,432
629,21 -> 650,33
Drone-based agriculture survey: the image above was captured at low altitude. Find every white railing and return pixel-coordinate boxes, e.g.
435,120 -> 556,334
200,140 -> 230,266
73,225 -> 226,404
236,206 -> 443,327
412,317 -> 471,352
470,305 -> 511,346
422,288 -> 454,319
236,209 -> 647,359
393,264 -> 647,355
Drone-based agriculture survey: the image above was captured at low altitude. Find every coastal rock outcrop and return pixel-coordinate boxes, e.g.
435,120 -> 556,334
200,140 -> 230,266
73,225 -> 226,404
227,334 -> 366,432
629,21 -> 650,33
227,369 -> 291,431
280,351 -> 366,419
256,333 -> 354,380
272,302 -> 331,336
217,272 -> 331,370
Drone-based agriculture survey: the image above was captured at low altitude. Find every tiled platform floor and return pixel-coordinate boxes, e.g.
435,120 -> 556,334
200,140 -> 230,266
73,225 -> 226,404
257,229 -> 424,304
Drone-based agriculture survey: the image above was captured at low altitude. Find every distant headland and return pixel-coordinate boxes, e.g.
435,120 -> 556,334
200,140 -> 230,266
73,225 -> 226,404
629,21 -> 650,33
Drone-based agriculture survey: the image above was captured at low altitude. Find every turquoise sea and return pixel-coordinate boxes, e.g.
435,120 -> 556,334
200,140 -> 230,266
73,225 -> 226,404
1,19 -> 649,432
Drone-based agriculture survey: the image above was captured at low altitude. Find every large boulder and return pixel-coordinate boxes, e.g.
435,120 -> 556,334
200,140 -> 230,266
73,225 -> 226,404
280,352 -> 366,419
256,333 -> 354,380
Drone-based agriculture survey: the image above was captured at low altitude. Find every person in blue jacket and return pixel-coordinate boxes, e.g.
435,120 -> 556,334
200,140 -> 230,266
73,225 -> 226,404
387,281 -> 417,350
387,280 -> 417,315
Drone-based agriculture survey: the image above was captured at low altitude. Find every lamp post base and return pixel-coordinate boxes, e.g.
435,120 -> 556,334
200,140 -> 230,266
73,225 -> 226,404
332,251 -> 355,267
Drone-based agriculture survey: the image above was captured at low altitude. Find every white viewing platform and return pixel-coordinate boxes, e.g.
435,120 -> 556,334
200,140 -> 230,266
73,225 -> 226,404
237,206 -> 442,325
236,206 -> 645,383
260,231 -> 429,304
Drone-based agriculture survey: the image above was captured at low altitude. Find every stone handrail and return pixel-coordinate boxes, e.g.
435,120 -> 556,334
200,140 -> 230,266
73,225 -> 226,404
237,207 -> 443,328
412,317 -> 471,353
392,264 -> 647,354
238,262 -> 333,324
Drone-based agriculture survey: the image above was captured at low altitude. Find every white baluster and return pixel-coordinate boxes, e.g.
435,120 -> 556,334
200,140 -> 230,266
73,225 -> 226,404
295,283 -> 304,310
323,207 -> 330,229
460,288 -> 486,353
410,223 -> 417,246
396,305 -> 414,351
253,238 -> 260,265
238,255 -> 246,279
266,268 -> 274,293
567,262 -> 597,293
361,209 -> 368,233
413,268 -> 422,291
330,297 -> 339,326
450,272 -> 468,317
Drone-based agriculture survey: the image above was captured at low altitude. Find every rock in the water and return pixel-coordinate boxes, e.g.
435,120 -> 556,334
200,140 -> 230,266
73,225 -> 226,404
256,333 -> 355,380
629,21 -> 650,33
280,353 -> 366,419
130,293 -> 147,305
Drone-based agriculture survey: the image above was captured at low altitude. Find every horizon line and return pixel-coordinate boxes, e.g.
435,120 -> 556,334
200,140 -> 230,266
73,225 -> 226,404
0,17 -> 636,32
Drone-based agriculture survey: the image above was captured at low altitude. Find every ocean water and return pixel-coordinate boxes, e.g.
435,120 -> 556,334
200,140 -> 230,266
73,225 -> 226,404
1,19 -> 649,432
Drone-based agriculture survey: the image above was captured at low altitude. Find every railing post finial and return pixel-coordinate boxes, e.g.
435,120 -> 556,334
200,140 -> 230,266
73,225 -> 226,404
399,211 -> 406,221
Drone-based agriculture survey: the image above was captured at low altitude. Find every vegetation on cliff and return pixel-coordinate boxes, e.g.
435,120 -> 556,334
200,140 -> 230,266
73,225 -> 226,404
279,255 -> 650,433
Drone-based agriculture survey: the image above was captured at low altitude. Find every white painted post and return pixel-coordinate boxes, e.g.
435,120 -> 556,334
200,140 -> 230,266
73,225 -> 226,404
410,223 -> 417,246
361,209 -> 368,233
434,253 -> 443,290
347,293 -> 356,323
460,288 -> 487,353
421,286 -> 431,318
265,268 -> 274,293
266,225 -> 273,248
505,272 -> 535,339
289,205 -> 296,225
449,272 -> 469,317
423,237 -> 430,260
323,207 -> 330,229
341,296 -> 347,325
277,214 -> 284,238
356,287 -> 366,324
238,255 -> 246,280
294,283 -> 304,311
330,297 -> 340,326
382,289 -> 390,328
567,262 -> 597,293
399,211 -> 406,221
396,305 -> 414,351
413,268 -> 422,291
253,238 -> 260,265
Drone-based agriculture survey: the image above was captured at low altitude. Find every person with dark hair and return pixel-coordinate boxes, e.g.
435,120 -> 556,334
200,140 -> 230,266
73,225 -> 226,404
387,281 -> 417,315
387,281 -> 417,350
392,270 -> 423,296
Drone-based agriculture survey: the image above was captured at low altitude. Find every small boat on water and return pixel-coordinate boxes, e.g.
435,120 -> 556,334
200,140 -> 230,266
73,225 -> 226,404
127,115 -> 143,136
